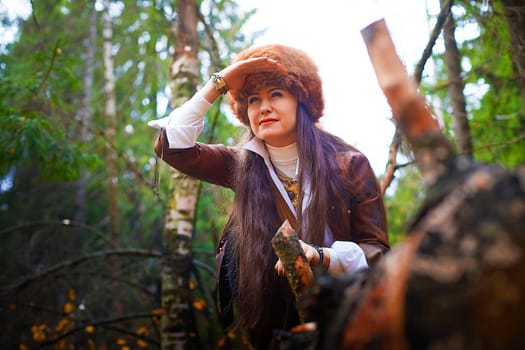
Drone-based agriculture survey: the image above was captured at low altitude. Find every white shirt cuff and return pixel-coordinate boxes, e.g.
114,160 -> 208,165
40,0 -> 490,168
326,241 -> 368,275
147,92 -> 212,148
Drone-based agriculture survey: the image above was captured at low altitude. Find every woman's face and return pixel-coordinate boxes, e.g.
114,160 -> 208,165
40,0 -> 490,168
246,86 -> 298,147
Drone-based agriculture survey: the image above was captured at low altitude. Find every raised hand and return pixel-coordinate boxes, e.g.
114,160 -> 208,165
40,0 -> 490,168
219,57 -> 281,91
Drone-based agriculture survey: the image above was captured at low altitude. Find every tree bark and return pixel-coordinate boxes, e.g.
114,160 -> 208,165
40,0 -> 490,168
360,19 -> 447,167
441,0 -> 473,157
102,0 -> 119,243
272,220 -> 314,323
162,172 -> 199,349
380,0 -> 452,194
161,0 -> 200,349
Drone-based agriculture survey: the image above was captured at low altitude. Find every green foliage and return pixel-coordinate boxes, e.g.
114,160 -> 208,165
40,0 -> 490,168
0,41 -> 98,180
461,0 -> 525,168
0,0 -> 257,348
0,111 -> 98,181
384,164 -> 426,246
421,0 -> 525,169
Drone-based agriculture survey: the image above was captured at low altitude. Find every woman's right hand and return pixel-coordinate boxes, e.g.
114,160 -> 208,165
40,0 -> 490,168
274,239 -> 327,277
202,57 -> 281,103
219,57 -> 280,91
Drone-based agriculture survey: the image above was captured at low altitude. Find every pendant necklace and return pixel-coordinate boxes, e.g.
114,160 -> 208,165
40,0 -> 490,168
277,159 -> 300,207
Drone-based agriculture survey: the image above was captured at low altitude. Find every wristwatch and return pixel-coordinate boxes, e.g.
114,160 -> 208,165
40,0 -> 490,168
212,73 -> 229,95
308,243 -> 324,266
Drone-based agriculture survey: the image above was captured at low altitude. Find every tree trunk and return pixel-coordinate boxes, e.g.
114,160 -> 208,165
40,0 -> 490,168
102,0 -> 119,243
162,172 -> 199,349
74,2 -> 97,225
501,0 -> 525,103
441,0 -> 473,157
161,0 -> 200,349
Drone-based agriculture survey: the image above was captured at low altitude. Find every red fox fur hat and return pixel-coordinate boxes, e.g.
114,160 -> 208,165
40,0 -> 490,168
228,44 -> 324,126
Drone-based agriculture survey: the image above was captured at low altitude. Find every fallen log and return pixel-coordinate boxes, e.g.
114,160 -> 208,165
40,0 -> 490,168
306,18 -> 525,350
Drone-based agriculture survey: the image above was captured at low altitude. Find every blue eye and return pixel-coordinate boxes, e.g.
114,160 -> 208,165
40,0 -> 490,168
271,91 -> 283,97
248,96 -> 259,104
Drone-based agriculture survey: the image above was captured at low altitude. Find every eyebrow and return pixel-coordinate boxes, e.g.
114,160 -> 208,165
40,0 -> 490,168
266,86 -> 283,93
248,86 -> 283,98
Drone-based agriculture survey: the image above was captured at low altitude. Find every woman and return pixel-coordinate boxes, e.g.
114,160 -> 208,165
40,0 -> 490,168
148,44 -> 389,349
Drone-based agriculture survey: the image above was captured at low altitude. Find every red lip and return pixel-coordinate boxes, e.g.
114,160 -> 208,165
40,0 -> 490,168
259,118 -> 277,125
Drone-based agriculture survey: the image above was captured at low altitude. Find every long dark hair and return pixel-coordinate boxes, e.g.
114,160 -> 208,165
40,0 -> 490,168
230,104 -> 351,346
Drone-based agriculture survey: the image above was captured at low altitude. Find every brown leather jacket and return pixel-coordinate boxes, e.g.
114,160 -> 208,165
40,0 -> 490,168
155,131 -> 390,263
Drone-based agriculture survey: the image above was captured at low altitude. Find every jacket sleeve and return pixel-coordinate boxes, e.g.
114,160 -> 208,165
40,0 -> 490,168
154,130 -> 238,189
345,151 -> 390,264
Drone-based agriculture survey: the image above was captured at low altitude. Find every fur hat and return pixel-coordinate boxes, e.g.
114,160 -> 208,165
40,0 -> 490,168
228,44 -> 324,126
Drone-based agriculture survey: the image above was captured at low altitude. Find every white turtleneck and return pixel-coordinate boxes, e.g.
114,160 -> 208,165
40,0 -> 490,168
265,142 -> 299,178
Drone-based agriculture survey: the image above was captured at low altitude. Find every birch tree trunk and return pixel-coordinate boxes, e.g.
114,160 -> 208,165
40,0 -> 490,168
440,0 -> 473,157
102,0 -> 119,243
161,0 -> 200,348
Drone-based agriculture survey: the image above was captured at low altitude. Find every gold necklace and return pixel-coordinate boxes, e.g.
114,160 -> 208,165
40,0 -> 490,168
277,173 -> 300,207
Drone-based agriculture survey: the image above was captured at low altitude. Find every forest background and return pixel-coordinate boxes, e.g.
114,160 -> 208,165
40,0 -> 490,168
0,0 -> 524,349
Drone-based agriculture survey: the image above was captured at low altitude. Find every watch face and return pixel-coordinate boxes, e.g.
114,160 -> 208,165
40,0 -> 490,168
213,74 -> 228,94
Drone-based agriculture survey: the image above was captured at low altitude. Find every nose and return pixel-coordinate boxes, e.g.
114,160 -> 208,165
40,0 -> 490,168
260,97 -> 272,114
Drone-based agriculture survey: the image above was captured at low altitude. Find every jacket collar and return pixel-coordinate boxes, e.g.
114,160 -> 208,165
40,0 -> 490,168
243,138 -> 313,219
243,138 -> 298,216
